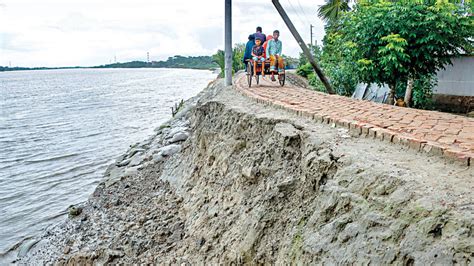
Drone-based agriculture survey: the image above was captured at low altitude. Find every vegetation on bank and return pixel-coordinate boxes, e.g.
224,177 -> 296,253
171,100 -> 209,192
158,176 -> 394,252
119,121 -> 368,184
212,44 -> 246,77
297,0 -> 473,109
93,55 -> 218,70
0,55 -> 219,72
0,66 -> 82,72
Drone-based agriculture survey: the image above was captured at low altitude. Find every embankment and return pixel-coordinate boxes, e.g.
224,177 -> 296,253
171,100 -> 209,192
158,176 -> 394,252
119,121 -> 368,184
19,77 -> 473,264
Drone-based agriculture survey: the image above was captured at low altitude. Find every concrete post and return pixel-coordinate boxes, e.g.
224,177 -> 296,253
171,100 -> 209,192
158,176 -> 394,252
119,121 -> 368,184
225,0 -> 232,86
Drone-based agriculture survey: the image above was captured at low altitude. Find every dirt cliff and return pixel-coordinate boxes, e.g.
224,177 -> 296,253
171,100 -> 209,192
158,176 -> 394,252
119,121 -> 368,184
19,78 -> 473,265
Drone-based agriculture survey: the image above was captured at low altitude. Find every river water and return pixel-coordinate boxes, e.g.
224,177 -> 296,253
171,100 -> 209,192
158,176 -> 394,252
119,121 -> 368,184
0,68 -> 216,259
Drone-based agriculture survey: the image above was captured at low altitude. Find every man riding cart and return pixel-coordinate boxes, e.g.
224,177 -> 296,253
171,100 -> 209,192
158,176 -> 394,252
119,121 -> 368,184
245,29 -> 285,87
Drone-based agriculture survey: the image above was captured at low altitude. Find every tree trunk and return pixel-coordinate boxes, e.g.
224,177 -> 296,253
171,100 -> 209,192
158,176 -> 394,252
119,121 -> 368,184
404,78 -> 414,107
388,83 -> 396,105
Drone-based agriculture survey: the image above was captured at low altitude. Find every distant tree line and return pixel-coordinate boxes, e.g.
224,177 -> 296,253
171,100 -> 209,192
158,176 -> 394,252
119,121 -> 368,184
0,55 -> 219,72
0,66 -> 82,72
93,55 -> 218,70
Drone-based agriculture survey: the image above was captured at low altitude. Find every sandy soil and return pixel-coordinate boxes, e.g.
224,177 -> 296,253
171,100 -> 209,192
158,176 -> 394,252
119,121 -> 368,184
17,77 -> 473,265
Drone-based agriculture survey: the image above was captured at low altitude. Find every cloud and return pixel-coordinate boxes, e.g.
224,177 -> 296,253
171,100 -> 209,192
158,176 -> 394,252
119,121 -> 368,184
0,0 -> 327,67
1,33 -> 37,52
49,12 -> 99,32
194,26 -> 223,51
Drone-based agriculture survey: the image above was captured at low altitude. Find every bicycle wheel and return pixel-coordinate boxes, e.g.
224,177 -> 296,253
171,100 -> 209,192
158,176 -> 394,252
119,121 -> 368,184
246,62 -> 253,87
279,73 -> 285,87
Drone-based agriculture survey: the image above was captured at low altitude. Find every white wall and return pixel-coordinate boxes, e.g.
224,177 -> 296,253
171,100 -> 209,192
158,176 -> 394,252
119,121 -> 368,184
434,56 -> 474,96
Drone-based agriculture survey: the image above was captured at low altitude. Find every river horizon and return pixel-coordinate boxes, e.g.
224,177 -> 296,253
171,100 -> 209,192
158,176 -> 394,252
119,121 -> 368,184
0,68 -> 216,261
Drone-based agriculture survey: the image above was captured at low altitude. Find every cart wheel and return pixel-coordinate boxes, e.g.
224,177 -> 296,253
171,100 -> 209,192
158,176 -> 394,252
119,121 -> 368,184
279,73 -> 285,87
246,62 -> 253,87
256,74 -> 260,85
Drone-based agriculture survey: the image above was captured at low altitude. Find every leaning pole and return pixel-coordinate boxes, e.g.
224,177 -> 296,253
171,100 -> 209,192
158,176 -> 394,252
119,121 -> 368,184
271,0 -> 334,94
224,0 -> 232,86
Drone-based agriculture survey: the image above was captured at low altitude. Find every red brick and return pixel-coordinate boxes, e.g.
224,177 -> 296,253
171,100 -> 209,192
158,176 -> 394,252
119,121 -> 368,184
422,142 -> 445,156
312,114 -> 324,122
458,132 -> 474,140
438,136 -> 457,145
349,123 -> 362,136
424,134 -> 442,142
393,135 -> 410,145
235,73 -> 474,166
407,138 -> 426,151
361,125 -> 373,136
459,142 -> 474,151
444,149 -> 471,166
336,119 -> 350,128
368,128 -> 381,139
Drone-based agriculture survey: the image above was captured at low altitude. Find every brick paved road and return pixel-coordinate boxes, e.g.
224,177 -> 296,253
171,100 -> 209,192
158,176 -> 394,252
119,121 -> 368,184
235,73 -> 474,166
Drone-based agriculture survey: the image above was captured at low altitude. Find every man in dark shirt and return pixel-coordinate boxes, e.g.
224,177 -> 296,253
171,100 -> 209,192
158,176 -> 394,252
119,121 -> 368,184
243,34 -> 255,71
253,26 -> 266,43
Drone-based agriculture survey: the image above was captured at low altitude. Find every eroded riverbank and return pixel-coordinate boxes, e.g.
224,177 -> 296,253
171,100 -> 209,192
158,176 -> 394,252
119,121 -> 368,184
18,77 -> 473,264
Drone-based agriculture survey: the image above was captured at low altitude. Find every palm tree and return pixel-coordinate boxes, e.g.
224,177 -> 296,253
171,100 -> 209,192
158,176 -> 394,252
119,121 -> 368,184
317,0 -> 351,24
212,44 -> 247,78
212,50 -> 225,77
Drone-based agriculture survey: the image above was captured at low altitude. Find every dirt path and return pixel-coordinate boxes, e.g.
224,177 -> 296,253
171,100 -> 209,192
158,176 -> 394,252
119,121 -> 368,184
236,73 -> 474,166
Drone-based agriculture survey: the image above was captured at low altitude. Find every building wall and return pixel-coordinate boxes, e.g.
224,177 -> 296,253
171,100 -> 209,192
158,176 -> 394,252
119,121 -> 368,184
434,56 -> 474,96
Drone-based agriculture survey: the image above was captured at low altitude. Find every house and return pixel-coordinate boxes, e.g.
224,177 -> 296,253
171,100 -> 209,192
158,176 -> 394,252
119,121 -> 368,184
433,55 -> 474,113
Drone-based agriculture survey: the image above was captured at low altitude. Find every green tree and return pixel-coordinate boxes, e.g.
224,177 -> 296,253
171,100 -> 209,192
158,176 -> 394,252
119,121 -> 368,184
212,43 -> 247,77
296,32 -> 359,96
212,50 -> 225,78
232,43 -> 246,72
356,34 -> 410,104
317,0 -> 351,25
298,44 -> 322,67
341,1 -> 473,104
320,32 -> 360,96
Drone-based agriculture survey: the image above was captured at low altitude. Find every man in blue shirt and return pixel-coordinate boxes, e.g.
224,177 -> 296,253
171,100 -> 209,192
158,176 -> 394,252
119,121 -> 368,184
243,34 -> 255,71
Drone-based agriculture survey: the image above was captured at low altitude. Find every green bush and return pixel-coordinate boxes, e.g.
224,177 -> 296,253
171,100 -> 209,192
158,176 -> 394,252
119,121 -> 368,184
308,73 -> 327,93
296,32 -> 359,96
323,63 -> 359,96
412,75 -> 436,110
296,63 -> 313,78
212,43 -> 246,78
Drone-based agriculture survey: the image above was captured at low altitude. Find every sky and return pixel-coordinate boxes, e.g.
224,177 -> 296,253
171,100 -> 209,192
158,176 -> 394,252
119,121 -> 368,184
0,0 -> 326,67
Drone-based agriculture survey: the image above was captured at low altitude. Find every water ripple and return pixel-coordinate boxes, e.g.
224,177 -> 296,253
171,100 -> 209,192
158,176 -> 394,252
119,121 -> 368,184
23,153 -> 80,164
0,68 -> 216,260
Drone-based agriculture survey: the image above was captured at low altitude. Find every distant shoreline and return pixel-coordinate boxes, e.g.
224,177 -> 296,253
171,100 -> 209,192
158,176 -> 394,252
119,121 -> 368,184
1,56 -> 219,72
0,66 -> 218,73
